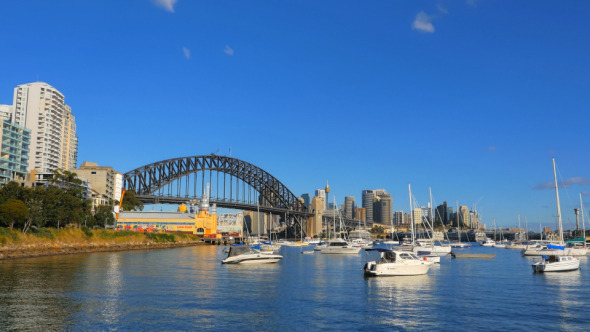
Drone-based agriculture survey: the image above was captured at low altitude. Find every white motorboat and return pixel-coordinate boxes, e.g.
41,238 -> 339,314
415,250 -> 441,263
221,245 -> 283,264
505,242 -> 528,250
450,242 -> 471,248
364,249 -> 432,276
320,238 -> 361,254
480,238 -> 495,247
532,253 -> 580,272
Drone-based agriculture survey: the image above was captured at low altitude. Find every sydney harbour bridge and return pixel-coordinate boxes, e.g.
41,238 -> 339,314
122,155 -> 365,238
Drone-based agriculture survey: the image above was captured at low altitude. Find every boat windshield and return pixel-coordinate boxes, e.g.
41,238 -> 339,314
398,252 -> 418,260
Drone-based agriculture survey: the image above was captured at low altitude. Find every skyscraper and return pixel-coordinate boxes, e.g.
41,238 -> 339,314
12,82 -> 78,173
344,196 -> 355,219
362,190 -> 375,223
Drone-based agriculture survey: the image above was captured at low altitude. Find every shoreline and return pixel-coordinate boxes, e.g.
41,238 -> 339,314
0,240 -> 205,260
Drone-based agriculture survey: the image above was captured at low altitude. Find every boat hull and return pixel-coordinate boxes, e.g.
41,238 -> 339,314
320,247 -> 361,254
532,258 -> 580,272
222,253 -> 283,264
364,261 -> 431,276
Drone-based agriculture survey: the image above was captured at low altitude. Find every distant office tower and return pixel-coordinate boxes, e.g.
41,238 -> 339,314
469,210 -> 479,229
344,196 -> 355,219
12,82 -> 78,173
0,118 -> 31,184
459,206 -> 469,228
435,201 -> 448,225
315,189 -> 325,200
355,207 -> 366,222
301,193 -> 310,208
394,211 -> 403,225
403,213 -> 412,225
362,190 -> 375,223
377,193 -> 392,224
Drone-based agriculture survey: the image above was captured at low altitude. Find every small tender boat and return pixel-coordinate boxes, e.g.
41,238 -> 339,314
221,245 -> 283,264
532,254 -> 580,272
364,249 -> 432,276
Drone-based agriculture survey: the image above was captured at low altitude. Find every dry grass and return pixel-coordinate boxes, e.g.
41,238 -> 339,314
0,227 -> 199,248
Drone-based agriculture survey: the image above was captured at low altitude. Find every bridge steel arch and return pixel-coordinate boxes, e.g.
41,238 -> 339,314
123,155 -> 310,220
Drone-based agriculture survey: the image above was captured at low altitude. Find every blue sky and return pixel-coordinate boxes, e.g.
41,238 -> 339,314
1,0 -> 589,229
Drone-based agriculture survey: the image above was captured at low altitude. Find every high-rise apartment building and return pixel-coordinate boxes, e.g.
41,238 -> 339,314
11,82 -> 78,173
394,211 -> 404,225
0,119 -> 31,184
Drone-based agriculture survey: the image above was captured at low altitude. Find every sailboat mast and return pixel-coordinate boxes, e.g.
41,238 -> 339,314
580,193 -> 586,248
552,158 -> 564,243
409,184 -> 415,245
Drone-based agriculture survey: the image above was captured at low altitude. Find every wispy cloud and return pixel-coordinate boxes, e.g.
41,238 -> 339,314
182,47 -> 190,59
534,177 -> 590,190
466,0 -> 477,7
412,11 -> 435,33
437,4 -> 449,14
581,191 -> 590,196
488,146 -> 496,152
153,0 -> 177,13
224,45 -> 234,56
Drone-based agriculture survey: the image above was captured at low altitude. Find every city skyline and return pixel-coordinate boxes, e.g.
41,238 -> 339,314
1,1 -> 589,229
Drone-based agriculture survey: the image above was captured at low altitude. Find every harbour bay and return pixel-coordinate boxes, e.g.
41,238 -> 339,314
1,245 -> 589,331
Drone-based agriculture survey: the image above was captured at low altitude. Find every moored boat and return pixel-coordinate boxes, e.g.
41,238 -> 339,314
364,249 -> 432,276
222,245 -> 283,264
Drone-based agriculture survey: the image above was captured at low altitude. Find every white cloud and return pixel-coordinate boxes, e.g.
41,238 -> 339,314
153,0 -> 177,13
437,4 -> 448,14
534,177 -> 590,190
412,11 -> 435,33
183,47 -> 190,59
224,45 -> 234,56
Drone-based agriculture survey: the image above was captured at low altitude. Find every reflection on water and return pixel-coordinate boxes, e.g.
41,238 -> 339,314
1,245 -> 590,330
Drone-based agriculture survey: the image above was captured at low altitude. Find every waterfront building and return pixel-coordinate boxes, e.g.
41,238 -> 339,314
11,82 -> 78,173
0,104 -> 13,120
0,119 -> 31,184
75,161 -> 118,203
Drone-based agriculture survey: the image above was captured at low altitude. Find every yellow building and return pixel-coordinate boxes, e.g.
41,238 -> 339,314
116,196 -> 219,239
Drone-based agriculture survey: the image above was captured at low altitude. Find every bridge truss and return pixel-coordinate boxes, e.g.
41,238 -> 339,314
123,155 -> 312,238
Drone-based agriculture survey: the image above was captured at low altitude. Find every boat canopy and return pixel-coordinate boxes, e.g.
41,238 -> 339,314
547,244 -> 565,250
227,245 -> 251,257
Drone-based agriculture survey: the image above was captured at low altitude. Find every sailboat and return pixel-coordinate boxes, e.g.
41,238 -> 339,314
531,158 -> 580,272
320,197 -> 361,254
493,221 -> 506,248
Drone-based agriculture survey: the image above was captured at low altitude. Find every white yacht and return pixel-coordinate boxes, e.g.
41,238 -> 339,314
532,253 -> 580,272
480,238 -> 495,247
364,249 -> 432,276
320,238 -> 361,254
221,245 -> 283,264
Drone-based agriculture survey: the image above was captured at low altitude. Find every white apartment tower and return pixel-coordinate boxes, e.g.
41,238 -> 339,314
12,82 -> 78,173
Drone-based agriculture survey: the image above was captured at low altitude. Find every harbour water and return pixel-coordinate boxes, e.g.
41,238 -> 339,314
1,245 -> 589,331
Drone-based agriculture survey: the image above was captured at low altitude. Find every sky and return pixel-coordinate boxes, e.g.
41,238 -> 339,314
1,0 -> 590,230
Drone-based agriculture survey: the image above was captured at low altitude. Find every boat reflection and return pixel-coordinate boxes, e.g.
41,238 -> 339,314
365,275 -> 438,329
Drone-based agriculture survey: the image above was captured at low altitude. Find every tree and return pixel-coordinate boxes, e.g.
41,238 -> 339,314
94,205 -> 115,227
0,199 -> 29,230
121,190 -> 144,211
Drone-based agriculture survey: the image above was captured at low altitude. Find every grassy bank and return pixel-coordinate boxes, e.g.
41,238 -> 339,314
0,227 -> 203,260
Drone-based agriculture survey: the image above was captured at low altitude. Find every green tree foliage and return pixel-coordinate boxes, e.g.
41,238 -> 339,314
94,205 -> 115,227
121,190 -> 144,211
370,225 -> 385,234
0,199 -> 29,229
0,180 -> 94,230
